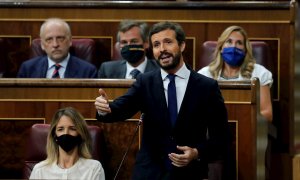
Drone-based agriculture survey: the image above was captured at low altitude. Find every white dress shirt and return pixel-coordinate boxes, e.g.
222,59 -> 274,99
46,53 -> 70,78
161,63 -> 190,113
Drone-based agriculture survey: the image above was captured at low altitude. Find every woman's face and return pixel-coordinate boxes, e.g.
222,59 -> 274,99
222,31 -> 245,51
55,115 -> 78,137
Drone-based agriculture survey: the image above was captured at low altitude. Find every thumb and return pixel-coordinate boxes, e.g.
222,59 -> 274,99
177,146 -> 188,151
98,88 -> 108,99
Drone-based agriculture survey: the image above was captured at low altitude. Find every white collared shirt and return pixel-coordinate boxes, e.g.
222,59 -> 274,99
46,53 -> 70,78
161,63 -> 190,113
125,57 -> 148,79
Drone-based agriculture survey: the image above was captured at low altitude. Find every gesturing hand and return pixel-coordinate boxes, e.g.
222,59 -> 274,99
95,88 -> 111,114
168,146 -> 198,167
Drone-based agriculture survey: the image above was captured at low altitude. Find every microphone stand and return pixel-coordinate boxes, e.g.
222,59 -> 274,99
113,114 -> 144,180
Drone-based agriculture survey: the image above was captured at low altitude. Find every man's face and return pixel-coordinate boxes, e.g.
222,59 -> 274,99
119,26 -> 148,49
41,23 -> 72,63
151,29 -> 185,71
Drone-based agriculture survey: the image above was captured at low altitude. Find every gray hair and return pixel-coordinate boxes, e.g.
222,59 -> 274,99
40,18 -> 72,38
117,19 -> 149,43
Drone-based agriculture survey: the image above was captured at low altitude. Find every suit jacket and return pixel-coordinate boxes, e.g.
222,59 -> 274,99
97,59 -> 159,78
97,69 -> 228,180
17,55 -> 97,78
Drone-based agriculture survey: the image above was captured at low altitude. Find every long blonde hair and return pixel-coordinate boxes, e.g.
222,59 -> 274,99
45,107 -> 92,164
208,25 -> 255,79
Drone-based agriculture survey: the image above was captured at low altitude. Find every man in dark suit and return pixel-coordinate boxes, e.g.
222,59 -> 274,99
95,22 -> 228,180
17,18 -> 97,78
98,20 -> 159,79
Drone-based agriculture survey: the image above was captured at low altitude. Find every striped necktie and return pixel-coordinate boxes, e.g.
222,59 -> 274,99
130,69 -> 141,79
52,64 -> 61,78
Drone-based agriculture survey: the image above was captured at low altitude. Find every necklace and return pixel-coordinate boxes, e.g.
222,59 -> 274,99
221,70 -> 239,80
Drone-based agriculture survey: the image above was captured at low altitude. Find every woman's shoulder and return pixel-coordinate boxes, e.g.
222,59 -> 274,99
197,66 -> 212,77
252,63 -> 273,86
32,160 -> 49,170
197,66 -> 209,73
254,63 -> 268,70
79,158 -> 102,167
253,63 -> 272,75
30,160 -> 53,178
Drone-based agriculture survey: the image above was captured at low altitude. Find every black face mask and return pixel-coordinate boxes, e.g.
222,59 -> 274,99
121,44 -> 145,64
55,134 -> 82,153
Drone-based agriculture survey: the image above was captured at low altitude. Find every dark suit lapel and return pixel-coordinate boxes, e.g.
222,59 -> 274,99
64,56 -> 75,78
39,57 -> 49,78
109,60 -> 127,78
119,61 -> 127,78
145,59 -> 158,73
154,70 -> 167,107
177,71 -> 196,125
152,70 -> 172,128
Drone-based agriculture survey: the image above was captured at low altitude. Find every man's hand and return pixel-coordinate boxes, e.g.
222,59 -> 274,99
95,88 -> 111,113
168,146 -> 198,167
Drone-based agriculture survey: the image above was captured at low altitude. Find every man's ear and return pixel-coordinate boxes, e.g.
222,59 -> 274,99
69,36 -> 72,47
180,41 -> 186,52
41,42 -> 45,51
143,41 -> 149,49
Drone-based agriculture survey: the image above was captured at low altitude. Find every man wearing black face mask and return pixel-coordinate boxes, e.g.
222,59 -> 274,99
98,20 -> 159,79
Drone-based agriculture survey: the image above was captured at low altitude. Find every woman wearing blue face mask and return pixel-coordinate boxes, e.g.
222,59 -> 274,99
29,107 -> 105,180
198,25 -> 273,123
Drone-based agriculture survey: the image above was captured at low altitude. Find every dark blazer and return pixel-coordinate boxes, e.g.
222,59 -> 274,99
17,55 -> 97,78
97,68 -> 228,180
97,59 -> 159,78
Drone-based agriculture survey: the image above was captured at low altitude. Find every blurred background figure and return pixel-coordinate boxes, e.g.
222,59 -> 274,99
17,18 -> 97,78
198,25 -> 273,122
98,19 -> 158,79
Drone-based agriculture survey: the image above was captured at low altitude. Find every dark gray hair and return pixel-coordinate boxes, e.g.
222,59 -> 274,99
117,19 -> 149,43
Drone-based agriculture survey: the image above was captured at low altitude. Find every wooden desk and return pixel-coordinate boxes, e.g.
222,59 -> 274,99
0,78 -> 267,180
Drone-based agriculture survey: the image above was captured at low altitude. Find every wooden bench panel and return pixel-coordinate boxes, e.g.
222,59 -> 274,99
0,78 -> 267,180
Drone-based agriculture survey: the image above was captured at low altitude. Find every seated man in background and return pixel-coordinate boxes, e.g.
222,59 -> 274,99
98,19 -> 159,79
17,18 -> 97,78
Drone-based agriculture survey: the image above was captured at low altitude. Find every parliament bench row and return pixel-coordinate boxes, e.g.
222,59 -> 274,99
0,78 -> 266,180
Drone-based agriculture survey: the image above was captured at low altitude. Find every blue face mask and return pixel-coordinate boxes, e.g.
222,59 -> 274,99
221,47 -> 245,67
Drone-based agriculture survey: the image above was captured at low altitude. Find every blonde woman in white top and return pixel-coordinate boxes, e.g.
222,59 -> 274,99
30,107 -> 105,180
198,25 -> 273,122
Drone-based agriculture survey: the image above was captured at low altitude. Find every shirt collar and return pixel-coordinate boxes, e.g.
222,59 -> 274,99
126,57 -> 148,73
48,53 -> 70,69
161,63 -> 190,81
